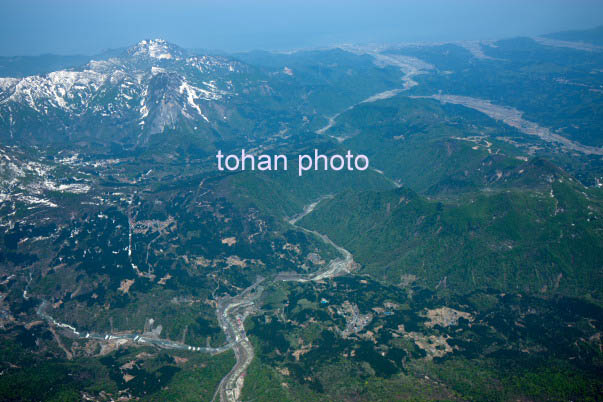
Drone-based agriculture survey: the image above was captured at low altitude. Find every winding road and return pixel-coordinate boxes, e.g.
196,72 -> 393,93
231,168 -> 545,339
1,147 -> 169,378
37,300 -> 232,354
212,197 -> 357,402
38,83 -> 403,402
36,195 -> 356,402
211,278 -> 265,402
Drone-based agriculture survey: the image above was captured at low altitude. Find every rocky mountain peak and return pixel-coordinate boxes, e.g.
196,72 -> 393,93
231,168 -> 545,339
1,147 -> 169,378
127,39 -> 187,60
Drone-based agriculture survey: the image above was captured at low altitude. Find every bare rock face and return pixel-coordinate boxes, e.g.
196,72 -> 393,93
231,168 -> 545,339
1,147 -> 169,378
0,39 -> 243,147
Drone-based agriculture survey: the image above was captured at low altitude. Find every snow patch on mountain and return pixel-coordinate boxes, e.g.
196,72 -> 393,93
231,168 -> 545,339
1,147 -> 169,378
179,82 -> 210,121
186,56 -> 244,74
128,39 -> 186,60
0,39 -> 247,141
0,78 -> 19,92
0,146 -> 92,209
1,70 -> 106,113
151,66 -> 167,75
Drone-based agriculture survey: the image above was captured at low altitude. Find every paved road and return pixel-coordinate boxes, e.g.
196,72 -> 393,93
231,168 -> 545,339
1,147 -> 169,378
213,199 -> 357,402
212,278 -> 265,402
38,197 -> 356,402
37,301 -> 231,354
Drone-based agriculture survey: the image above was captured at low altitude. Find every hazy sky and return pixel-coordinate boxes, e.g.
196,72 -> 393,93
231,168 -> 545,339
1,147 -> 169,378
1,0 -> 602,55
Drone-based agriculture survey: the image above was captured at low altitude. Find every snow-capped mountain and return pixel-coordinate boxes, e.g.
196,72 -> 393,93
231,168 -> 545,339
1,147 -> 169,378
0,38 -> 403,153
0,40 -> 257,147
0,70 -> 106,114
127,39 -> 187,60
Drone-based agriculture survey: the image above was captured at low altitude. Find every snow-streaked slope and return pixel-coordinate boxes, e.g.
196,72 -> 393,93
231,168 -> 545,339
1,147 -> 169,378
1,70 -> 106,113
127,39 -> 187,60
0,145 -> 92,209
0,39 -> 245,141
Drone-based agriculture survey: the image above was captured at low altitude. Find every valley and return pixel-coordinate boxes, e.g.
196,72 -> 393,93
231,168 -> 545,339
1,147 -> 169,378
0,26 -> 602,402
215,197 -> 357,402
